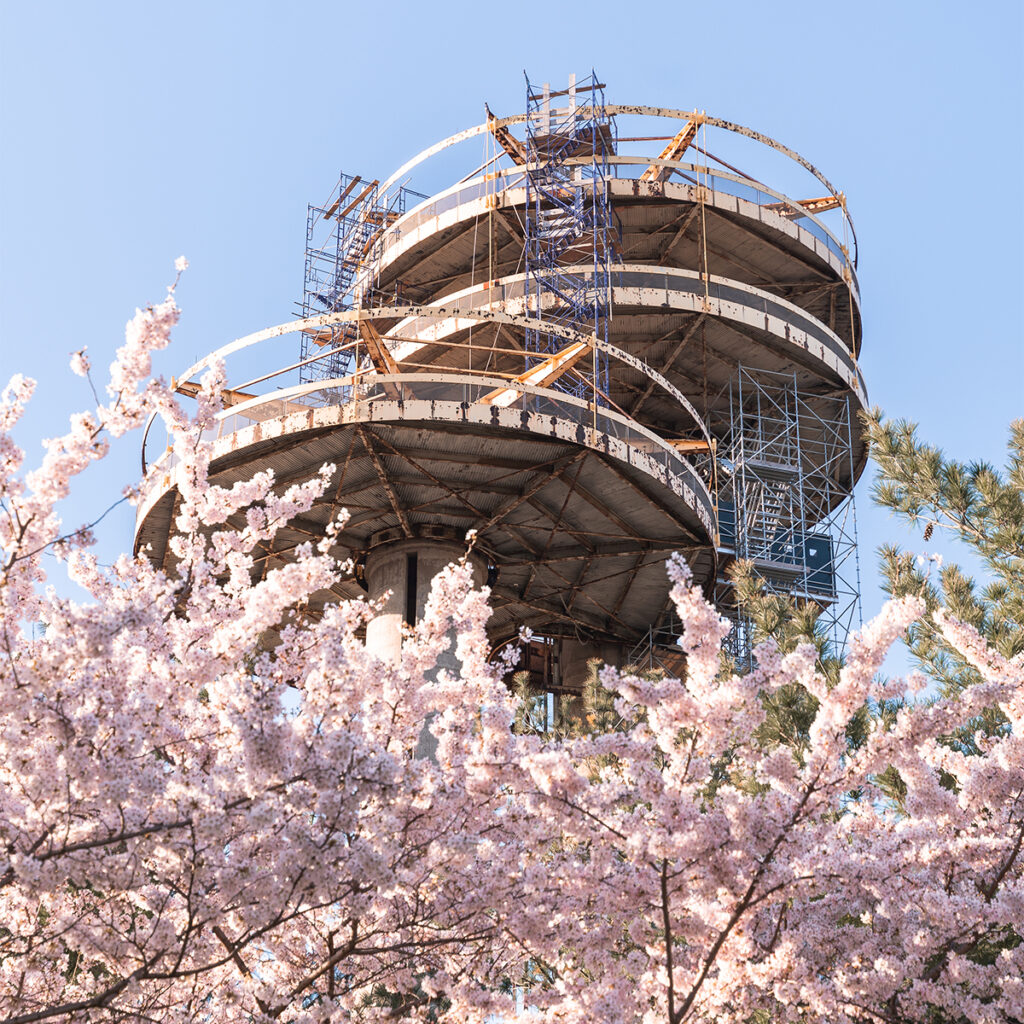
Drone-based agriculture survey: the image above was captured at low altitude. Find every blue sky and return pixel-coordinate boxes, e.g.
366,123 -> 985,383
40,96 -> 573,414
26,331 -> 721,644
1,0 -> 1021,672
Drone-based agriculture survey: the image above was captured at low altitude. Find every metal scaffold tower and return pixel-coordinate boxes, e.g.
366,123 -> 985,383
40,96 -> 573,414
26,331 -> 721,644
523,71 -> 616,400
716,366 -> 862,667
299,174 -> 422,385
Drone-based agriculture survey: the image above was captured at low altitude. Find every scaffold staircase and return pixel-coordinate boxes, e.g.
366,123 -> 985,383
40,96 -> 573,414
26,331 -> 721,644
524,71 -> 616,400
299,174 -> 421,385
716,367 -> 860,667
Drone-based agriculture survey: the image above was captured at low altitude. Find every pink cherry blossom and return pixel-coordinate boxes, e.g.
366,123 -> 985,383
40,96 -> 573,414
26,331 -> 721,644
0,276 -> 1019,1022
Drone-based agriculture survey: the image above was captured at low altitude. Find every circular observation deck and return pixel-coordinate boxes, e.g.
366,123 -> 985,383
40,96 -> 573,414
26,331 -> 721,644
335,105 -> 868,528
136,307 -> 717,647
137,100 -> 866,670
376,264 -> 868,514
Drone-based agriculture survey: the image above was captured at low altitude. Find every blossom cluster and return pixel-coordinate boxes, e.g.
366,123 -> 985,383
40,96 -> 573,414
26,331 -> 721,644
0,275 -> 1020,1022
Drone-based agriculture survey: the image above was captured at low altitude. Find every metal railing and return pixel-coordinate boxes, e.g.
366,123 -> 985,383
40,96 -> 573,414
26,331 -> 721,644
369,158 -> 857,296
388,266 -> 866,400
140,371 -> 717,537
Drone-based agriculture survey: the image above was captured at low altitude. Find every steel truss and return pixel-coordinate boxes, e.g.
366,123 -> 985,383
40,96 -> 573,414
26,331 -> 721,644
299,173 -> 424,384
523,71 -> 616,401
716,366 -> 861,668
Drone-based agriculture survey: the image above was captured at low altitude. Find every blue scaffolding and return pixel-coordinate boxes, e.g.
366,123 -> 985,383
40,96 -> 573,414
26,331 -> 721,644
715,366 -> 862,667
523,71 -> 616,401
299,174 -> 422,384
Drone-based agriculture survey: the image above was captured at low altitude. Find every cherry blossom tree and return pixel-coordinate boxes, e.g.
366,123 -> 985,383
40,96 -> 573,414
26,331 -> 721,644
0,274 -> 1020,1022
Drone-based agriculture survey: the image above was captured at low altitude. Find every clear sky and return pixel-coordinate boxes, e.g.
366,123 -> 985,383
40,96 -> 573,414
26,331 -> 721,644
1,0 -> 1021,672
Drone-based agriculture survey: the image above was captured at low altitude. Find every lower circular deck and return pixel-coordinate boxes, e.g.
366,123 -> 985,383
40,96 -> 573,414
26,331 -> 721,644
136,393 -> 716,644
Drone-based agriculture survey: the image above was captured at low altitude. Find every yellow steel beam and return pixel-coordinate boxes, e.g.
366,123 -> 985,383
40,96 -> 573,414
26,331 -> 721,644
764,193 -> 844,218
640,115 -> 704,183
479,339 -> 592,407
667,438 -> 712,453
173,379 -> 257,407
796,195 -> 843,214
322,175 -> 361,219
335,179 -> 379,222
358,318 -> 401,400
304,327 -> 340,348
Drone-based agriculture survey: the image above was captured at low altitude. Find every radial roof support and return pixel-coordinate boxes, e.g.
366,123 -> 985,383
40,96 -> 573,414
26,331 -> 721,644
358,318 -> 401,400
485,103 -> 527,165
640,114 -> 703,183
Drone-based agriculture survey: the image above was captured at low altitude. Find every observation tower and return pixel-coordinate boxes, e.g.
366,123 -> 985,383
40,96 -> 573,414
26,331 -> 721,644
136,72 -> 866,692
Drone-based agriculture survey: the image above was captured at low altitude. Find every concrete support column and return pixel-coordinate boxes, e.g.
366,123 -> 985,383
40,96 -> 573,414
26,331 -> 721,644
364,539 -> 485,668
364,539 -> 486,760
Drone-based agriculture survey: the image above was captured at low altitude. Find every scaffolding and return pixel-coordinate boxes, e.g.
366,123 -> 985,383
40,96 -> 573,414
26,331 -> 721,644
523,71 -> 616,400
715,366 -> 861,667
299,174 -> 423,384
285,81 -> 865,683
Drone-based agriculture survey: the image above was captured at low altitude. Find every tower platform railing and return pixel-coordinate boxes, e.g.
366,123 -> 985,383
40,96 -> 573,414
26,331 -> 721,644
367,158 -> 856,294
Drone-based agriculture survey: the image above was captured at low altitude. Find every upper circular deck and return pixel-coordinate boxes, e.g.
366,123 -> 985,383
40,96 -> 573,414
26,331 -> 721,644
328,105 -> 862,356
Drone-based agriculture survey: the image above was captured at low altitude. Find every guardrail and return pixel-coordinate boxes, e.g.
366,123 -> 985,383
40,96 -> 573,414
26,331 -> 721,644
371,159 -> 858,297
374,104 -> 858,265
140,304 -> 715,473
390,266 -> 866,399
140,372 -> 717,536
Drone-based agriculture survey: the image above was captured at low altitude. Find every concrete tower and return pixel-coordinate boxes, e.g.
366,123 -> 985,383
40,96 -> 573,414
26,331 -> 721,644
136,74 -> 865,694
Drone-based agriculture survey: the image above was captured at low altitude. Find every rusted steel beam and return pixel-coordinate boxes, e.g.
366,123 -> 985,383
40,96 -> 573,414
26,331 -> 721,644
478,452 -> 587,535
312,472 -> 524,507
494,520 -> 690,546
497,207 -> 525,245
357,319 -> 401,400
365,431 -> 493,527
702,230 -> 785,285
764,194 -> 843,218
357,427 -> 413,538
399,221 -> 486,291
276,512 -> 357,550
369,445 -> 566,474
485,104 -> 527,165
525,569 -> 634,632
595,458 -> 704,543
717,211 -> 830,281
717,316 -> 838,383
173,379 -> 256,407
524,495 -> 597,557
619,205 -> 698,258
208,431 -> 353,480
330,431 -> 360,512
564,555 -> 595,613
520,458 -> 591,600
480,339 -> 593,406
631,313 -> 707,418
515,493 -> 646,629
667,439 -> 713,453
658,204 -> 701,260
488,590 -> 624,639
609,551 -> 647,622
498,541 -> 707,569
571,476 -> 648,542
